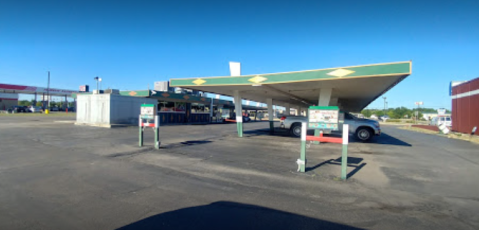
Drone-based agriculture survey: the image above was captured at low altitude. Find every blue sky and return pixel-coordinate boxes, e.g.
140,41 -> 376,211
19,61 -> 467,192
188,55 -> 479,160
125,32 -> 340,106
1,0 -> 478,109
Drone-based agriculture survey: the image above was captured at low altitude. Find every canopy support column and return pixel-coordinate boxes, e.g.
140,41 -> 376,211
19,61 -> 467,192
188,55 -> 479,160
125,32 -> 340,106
64,95 -> 68,110
330,97 -> 338,106
285,104 -> 291,115
314,88 -> 333,144
233,90 -> 243,137
209,98 -> 214,123
318,88 -> 332,106
267,98 -> 274,133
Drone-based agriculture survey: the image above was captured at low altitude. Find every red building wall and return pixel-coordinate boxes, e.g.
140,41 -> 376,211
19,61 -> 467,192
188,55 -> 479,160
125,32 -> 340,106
452,77 -> 479,135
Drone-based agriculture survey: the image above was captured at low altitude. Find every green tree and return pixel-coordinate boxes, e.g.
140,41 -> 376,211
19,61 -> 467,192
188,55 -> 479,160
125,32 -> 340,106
361,109 -> 372,118
18,100 -> 31,106
387,110 -> 395,118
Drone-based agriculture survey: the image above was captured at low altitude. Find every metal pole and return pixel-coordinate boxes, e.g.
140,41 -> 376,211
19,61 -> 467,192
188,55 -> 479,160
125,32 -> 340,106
47,71 -> 50,108
382,97 -> 386,117
139,115 -> 143,147
415,104 -> 419,124
341,124 -> 349,180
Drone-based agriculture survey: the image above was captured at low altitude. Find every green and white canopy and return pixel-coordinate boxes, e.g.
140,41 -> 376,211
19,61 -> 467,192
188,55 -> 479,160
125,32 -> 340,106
170,61 -> 411,112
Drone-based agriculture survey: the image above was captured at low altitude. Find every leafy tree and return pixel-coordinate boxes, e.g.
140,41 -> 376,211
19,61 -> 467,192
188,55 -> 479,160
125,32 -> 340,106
361,110 -> 372,118
18,100 -> 31,106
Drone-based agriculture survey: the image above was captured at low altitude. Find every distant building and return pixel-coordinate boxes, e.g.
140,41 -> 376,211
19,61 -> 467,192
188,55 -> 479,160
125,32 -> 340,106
451,77 -> 479,135
0,93 -> 18,110
422,113 -> 451,121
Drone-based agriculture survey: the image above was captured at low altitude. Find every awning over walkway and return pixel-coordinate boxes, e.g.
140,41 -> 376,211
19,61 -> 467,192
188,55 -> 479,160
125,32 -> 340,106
169,61 -> 411,112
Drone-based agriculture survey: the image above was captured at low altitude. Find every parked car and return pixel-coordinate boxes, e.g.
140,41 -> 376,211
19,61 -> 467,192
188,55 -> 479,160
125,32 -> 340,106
379,115 -> 390,122
10,106 -> 28,113
50,107 -> 59,111
67,107 -> 75,112
430,116 -> 452,127
280,112 -> 381,142
29,106 -> 43,113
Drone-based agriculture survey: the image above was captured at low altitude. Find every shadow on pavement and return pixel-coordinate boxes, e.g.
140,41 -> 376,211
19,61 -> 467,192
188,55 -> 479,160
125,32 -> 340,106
180,140 -> 212,145
243,128 -> 314,138
117,201 -> 363,230
306,157 -> 367,179
163,140 -> 214,149
354,133 -> 412,147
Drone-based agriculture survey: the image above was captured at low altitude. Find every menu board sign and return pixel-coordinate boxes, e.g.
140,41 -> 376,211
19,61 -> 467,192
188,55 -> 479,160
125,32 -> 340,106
140,104 -> 156,119
308,106 -> 340,131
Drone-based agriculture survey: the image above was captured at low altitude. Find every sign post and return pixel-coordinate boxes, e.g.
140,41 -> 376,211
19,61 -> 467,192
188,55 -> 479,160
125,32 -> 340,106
297,106 -> 340,173
139,104 -> 160,149
414,101 -> 423,124
297,106 -> 351,180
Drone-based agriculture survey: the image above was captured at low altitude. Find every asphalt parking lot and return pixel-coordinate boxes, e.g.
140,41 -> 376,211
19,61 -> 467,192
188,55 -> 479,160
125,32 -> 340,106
0,114 -> 478,230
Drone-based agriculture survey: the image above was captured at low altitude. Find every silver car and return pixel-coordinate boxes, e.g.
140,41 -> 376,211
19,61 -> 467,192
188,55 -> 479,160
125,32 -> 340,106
280,112 -> 381,142
29,106 -> 43,113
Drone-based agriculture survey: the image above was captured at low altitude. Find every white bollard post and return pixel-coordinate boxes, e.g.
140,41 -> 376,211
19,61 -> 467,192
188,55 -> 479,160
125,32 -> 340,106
341,124 -> 349,180
297,122 -> 307,172
155,115 -> 160,149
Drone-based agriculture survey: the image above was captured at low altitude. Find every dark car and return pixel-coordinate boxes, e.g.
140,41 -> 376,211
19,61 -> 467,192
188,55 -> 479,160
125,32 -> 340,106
11,106 -> 29,113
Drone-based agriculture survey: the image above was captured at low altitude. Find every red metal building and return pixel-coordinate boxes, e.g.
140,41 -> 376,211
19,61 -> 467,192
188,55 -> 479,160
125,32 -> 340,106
451,77 -> 479,135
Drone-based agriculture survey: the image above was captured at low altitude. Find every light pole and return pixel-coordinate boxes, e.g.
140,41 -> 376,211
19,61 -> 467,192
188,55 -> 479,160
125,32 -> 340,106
414,101 -> 423,124
47,71 -> 51,108
382,97 -> 387,117
94,76 -> 102,93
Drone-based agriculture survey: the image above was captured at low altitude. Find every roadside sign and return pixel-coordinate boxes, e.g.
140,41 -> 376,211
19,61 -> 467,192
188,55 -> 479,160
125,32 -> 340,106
140,104 -> 156,119
139,104 -> 160,149
221,108 -> 230,118
415,101 -> 423,105
308,106 -> 339,131
437,108 -> 446,115
79,85 -> 89,92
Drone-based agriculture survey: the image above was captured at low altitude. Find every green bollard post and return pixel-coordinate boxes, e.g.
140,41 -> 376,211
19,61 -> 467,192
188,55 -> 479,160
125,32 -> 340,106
341,124 -> 349,180
313,129 -> 320,145
236,116 -> 243,137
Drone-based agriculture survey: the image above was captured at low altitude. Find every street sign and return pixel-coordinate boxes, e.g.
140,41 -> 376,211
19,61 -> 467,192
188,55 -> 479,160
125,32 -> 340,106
140,104 -> 156,119
79,85 -> 89,92
437,108 -> 446,115
308,106 -> 339,131
139,104 -> 160,149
